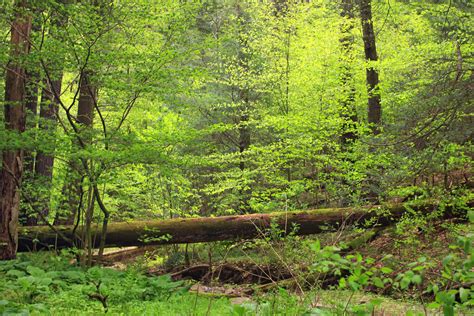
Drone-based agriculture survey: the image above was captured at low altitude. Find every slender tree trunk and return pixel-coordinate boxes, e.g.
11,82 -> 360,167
31,78 -> 62,225
21,70 -> 39,226
359,0 -> 381,135
238,99 -> 250,172
22,11 -> 43,176
23,71 -> 39,174
340,0 -> 358,144
273,0 -> 292,181
0,0 -> 32,260
236,3 -> 251,213
31,9 -> 67,225
21,16 -> 42,226
56,72 -> 95,225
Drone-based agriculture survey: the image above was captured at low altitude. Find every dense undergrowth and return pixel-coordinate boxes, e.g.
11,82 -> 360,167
1,220 -> 472,315
0,252 -> 429,316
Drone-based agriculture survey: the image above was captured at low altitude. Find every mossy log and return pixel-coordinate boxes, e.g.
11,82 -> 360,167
18,201 -> 462,251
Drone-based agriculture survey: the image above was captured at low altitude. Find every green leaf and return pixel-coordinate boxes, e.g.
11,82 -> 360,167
61,271 -> 85,282
6,269 -> 25,278
467,210 -> 474,223
36,277 -> 53,286
443,304 -> 454,316
26,266 -> 45,277
400,277 -> 411,289
411,274 -> 422,285
372,277 -> 384,288
380,267 -> 393,274
442,255 -> 454,266
310,240 -> 321,253
459,287 -> 468,303
339,277 -> 346,289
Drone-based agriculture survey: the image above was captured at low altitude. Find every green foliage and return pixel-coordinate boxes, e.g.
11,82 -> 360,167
304,230 -> 474,315
0,253 -> 188,314
1,0 -> 472,312
1,0 -> 470,223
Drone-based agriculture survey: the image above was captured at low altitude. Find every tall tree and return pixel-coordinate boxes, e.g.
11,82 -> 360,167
21,15 -> 41,226
340,0 -> 358,143
32,7 -> 67,225
359,0 -> 381,135
0,0 -> 32,260
56,71 -> 96,226
235,2 -> 252,212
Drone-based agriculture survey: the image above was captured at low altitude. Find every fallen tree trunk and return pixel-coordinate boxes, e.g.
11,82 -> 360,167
18,201 -> 465,251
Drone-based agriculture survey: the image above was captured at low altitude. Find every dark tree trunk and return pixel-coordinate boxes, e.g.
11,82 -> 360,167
26,9 -> 67,226
359,0 -> 381,135
23,70 -> 39,174
77,72 -> 96,127
21,16 -> 42,226
21,70 -> 39,226
340,0 -> 358,144
1,0 -> 32,260
236,3 -> 251,213
238,99 -> 250,172
22,11 -> 43,176
56,72 -> 95,225
31,78 -> 62,225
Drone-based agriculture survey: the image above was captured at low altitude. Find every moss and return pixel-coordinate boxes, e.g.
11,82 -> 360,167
18,200 -> 454,250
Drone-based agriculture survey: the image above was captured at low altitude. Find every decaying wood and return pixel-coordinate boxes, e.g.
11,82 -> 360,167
17,201 -> 466,251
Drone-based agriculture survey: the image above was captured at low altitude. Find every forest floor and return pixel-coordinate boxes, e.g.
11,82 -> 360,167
1,220 -> 472,315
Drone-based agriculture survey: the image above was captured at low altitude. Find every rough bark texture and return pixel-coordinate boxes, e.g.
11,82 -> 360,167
1,1 -> 32,260
17,201 -> 463,251
359,0 -> 381,134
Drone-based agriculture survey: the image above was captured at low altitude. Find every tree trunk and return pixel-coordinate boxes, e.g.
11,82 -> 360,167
32,78 -> 62,225
31,8 -> 67,225
1,0 -> 32,260
56,72 -> 95,225
17,201 -> 465,251
21,15 -> 42,226
340,0 -> 358,144
236,3 -> 251,213
359,0 -> 381,135
23,71 -> 39,174
21,70 -> 39,226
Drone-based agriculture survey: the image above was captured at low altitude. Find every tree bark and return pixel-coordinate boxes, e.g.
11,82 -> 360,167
56,71 -> 95,225
340,0 -> 358,144
236,3 -> 251,213
21,14 -> 42,226
17,201 -> 465,251
21,70 -> 39,226
23,70 -> 39,174
22,11 -> 43,177
1,0 -> 32,260
31,8 -> 67,225
359,0 -> 381,135
32,78 -> 62,225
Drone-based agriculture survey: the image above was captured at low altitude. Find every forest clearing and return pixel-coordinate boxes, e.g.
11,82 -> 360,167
0,0 -> 472,315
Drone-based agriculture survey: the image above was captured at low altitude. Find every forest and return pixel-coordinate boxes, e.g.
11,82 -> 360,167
0,0 -> 472,315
